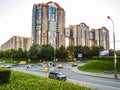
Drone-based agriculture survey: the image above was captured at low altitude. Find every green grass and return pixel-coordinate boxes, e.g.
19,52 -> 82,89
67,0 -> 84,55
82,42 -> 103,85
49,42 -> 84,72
0,58 -> 20,64
0,71 -> 95,90
0,58 -> 41,64
78,60 -> 120,73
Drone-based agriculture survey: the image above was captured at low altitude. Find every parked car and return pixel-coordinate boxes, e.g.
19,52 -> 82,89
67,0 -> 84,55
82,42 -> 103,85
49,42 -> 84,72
48,71 -> 67,81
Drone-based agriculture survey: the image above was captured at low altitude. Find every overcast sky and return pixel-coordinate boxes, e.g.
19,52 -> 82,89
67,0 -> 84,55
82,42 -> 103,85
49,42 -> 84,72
0,0 -> 120,50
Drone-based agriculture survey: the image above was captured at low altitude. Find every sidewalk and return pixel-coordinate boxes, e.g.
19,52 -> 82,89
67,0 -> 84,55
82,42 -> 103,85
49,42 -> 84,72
71,66 -> 120,79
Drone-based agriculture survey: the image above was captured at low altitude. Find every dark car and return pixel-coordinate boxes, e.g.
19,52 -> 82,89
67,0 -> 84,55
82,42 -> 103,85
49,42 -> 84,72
71,62 -> 77,67
48,71 -> 67,81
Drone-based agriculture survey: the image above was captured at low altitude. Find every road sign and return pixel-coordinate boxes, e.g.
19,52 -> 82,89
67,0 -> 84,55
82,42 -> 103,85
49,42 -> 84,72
78,54 -> 82,58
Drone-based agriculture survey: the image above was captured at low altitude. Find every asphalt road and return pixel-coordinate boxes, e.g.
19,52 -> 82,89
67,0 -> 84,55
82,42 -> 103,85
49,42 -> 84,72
59,68 -> 120,90
11,63 -> 120,90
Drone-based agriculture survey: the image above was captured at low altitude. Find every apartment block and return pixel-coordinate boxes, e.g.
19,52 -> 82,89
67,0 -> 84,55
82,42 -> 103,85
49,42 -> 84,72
90,27 -> 109,50
65,23 -> 109,50
32,1 -> 65,48
32,1 -> 109,50
65,23 -> 90,47
1,36 -> 31,51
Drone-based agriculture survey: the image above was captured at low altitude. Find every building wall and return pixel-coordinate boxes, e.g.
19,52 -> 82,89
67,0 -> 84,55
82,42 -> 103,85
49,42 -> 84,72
1,36 -> 31,51
32,1 -> 65,48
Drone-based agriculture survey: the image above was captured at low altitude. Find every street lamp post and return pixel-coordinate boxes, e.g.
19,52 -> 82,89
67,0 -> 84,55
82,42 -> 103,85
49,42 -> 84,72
107,16 -> 118,79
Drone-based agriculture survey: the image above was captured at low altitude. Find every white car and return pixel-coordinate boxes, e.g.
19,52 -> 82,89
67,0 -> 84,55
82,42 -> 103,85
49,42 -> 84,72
0,64 -> 12,68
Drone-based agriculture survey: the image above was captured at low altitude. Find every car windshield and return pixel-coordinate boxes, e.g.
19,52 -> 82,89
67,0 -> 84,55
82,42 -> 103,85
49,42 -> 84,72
56,72 -> 63,76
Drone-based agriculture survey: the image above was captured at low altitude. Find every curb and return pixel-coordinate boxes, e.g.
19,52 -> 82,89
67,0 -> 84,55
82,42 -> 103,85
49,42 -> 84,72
71,66 -> 120,80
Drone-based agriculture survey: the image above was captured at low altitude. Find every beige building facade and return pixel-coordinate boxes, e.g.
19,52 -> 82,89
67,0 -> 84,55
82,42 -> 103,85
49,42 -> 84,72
1,36 -> 31,51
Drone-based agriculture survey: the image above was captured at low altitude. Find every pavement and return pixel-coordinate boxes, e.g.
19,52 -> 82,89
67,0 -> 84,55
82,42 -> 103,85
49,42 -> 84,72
71,66 -> 120,79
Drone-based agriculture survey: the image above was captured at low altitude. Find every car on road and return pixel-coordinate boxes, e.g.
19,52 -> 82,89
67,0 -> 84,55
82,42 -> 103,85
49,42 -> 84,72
71,62 -> 77,67
48,71 -> 67,81
0,64 -> 12,68
57,64 -> 63,68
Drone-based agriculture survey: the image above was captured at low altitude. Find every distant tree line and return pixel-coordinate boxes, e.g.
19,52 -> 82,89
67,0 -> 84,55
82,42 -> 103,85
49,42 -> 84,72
0,44 -> 120,61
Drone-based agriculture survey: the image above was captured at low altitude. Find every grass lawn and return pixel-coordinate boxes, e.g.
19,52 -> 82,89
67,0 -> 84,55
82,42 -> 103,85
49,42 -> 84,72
0,71 -> 95,90
78,60 -> 120,73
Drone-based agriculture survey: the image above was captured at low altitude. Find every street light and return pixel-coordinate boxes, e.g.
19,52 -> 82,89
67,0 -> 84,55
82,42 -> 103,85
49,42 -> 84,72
107,16 -> 118,79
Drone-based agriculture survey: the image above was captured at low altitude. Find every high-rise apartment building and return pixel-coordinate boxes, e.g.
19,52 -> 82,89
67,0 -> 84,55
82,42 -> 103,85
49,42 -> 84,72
90,27 -> 109,50
32,1 -> 65,48
1,36 -> 31,51
65,23 -> 90,47
65,23 -> 109,50
32,1 -> 109,50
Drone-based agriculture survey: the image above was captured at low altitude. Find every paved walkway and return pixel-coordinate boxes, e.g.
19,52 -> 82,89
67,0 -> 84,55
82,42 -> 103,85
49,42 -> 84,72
71,66 -> 120,79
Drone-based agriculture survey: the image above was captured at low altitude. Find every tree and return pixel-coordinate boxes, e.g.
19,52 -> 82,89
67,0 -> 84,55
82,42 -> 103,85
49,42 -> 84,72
40,44 -> 54,60
109,49 -> 114,56
116,50 -> 120,56
56,46 -> 67,60
16,48 -> 24,60
66,46 -> 75,60
74,46 -> 82,59
28,44 -> 41,60
90,46 -> 100,56
82,46 -> 90,59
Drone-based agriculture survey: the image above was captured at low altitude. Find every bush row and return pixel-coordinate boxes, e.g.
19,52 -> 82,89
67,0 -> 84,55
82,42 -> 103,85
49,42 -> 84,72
92,56 -> 120,61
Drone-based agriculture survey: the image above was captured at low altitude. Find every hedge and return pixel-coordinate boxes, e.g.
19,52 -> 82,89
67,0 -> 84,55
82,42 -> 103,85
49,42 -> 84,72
92,56 -> 120,61
0,68 -> 11,83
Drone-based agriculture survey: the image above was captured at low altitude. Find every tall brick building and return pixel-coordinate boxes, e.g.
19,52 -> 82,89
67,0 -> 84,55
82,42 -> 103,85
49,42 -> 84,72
65,23 -> 90,47
32,1 -> 65,48
90,27 -> 109,50
65,23 -> 109,50
32,1 -> 109,50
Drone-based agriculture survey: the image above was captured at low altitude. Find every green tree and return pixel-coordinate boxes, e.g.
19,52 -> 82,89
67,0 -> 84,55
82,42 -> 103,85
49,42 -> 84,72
2,49 -> 11,59
56,46 -> 67,60
116,50 -> 120,56
28,44 -> 41,60
16,48 -> 24,60
66,46 -> 75,60
74,45 -> 82,59
90,46 -> 104,58
109,49 -> 114,56
40,44 -> 54,60
82,46 -> 90,59
0,51 -> 4,58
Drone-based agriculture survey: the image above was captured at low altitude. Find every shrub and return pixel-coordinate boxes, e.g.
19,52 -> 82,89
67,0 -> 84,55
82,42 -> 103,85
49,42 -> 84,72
92,56 -> 120,61
0,68 -> 11,83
